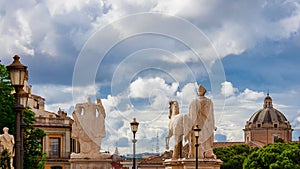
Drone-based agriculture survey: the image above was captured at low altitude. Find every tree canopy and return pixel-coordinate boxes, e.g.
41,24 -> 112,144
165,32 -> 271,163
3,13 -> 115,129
215,143 -> 300,169
0,63 -> 15,132
243,142 -> 300,169
214,144 -> 257,169
0,149 -> 11,169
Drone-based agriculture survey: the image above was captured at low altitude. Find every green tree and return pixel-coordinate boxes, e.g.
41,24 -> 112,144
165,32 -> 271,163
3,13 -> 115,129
23,108 -> 46,169
0,149 -> 11,169
0,63 -> 15,132
214,144 -> 257,169
243,142 -> 300,169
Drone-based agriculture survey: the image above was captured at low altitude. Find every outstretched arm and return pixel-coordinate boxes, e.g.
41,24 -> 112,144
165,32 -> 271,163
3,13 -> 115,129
11,135 -> 15,145
96,98 -> 106,118
75,104 -> 84,114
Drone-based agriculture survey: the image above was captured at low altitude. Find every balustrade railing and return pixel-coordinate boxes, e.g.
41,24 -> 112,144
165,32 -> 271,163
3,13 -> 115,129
45,151 -> 71,159
34,118 -> 70,126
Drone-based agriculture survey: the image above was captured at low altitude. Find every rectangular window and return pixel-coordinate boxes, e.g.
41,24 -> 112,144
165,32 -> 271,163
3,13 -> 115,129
50,138 -> 61,158
51,166 -> 62,169
273,135 -> 279,142
70,138 -> 76,153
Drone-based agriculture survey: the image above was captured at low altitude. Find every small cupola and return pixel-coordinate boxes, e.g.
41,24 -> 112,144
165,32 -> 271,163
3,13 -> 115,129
263,93 -> 273,108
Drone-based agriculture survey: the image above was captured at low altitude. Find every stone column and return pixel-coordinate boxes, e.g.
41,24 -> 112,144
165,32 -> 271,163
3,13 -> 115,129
65,128 -> 71,156
45,135 -> 49,156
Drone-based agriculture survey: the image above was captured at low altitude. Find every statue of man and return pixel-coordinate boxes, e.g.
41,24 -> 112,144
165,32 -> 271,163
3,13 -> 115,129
71,97 -> 106,158
187,85 -> 216,159
0,127 -> 15,169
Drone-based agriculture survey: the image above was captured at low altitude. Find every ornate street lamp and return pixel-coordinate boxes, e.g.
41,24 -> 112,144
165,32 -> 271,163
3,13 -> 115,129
130,118 -> 139,169
18,89 -> 29,108
194,125 -> 201,169
6,55 -> 27,91
6,55 -> 28,169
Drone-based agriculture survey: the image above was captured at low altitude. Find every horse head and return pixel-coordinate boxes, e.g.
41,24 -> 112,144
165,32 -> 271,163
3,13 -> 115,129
169,100 -> 179,119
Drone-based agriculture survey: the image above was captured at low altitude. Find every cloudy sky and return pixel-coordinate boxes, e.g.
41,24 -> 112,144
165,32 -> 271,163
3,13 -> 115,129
1,0 -> 300,155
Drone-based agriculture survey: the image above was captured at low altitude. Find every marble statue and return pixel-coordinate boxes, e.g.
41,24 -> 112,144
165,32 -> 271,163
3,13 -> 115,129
166,100 -> 184,159
186,85 -> 216,159
71,97 -> 106,158
0,127 -> 15,169
165,100 -> 192,159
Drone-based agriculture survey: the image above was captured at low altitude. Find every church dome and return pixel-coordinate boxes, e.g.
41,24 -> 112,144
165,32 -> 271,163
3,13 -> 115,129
246,94 -> 290,127
244,93 -> 293,145
248,107 -> 288,124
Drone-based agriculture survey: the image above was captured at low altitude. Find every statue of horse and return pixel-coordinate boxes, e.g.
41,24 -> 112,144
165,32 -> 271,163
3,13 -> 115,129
165,100 -> 190,159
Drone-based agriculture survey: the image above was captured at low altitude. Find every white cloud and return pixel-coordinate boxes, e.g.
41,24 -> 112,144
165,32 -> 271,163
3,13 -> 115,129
160,50 -> 198,64
0,8 -> 34,57
152,0 -> 300,58
45,0 -> 102,16
1,0 -> 299,65
221,81 -> 238,97
275,2 -> 300,39
129,77 -> 178,98
0,0 -> 103,58
31,83 -> 100,113
152,0 -> 216,18
239,88 -> 265,100
101,94 -> 121,113
127,77 -> 179,112
176,82 -> 198,106
215,81 -> 267,141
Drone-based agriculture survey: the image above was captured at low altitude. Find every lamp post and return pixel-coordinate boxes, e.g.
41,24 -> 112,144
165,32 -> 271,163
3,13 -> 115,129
130,118 -> 139,169
6,55 -> 28,169
194,125 -> 201,169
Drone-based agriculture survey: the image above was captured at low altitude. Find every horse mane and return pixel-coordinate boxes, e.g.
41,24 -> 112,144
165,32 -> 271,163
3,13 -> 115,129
169,100 -> 179,119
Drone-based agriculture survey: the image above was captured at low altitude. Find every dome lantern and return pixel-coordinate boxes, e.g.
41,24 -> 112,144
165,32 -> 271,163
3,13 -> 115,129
263,92 -> 273,108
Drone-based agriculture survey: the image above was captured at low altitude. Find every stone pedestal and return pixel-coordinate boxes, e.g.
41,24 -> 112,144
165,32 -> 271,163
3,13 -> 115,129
164,158 -> 223,169
182,158 -> 223,169
70,156 -> 112,169
164,159 -> 183,169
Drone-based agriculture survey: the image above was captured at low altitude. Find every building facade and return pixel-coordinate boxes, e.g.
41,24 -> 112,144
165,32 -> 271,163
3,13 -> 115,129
25,83 -> 74,169
244,94 -> 293,146
33,107 -> 73,169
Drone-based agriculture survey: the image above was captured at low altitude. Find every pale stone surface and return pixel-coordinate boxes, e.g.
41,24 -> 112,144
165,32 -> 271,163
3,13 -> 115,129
185,85 -> 216,159
0,127 -> 15,169
71,97 -> 106,158
164,159 -> 184,169
70,158 -> 112,169
166,85 -> 216,160
181,158 -> 222,169
164,158 -> 222,169
165,100 -> 189,159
